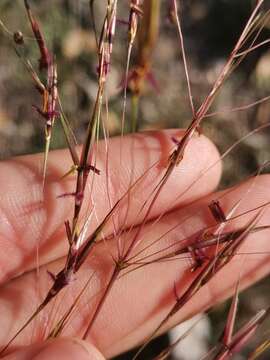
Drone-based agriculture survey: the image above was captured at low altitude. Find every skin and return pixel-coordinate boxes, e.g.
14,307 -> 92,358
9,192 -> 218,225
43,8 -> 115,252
0,129 -> 269,359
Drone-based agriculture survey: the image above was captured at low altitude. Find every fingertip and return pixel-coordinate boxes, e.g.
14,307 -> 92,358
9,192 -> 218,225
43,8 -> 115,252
71,339 -> 106,360
167,130 -> 222,205
31,338 -> 105,360
5,338 -> 105,360
186,131 -> 222,187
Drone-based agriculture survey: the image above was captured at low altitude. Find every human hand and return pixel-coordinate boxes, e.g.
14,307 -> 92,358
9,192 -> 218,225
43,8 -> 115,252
0,130 -> 269,359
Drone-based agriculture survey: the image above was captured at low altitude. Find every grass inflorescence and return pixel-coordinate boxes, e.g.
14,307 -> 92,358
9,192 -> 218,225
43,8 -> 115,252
0,1 -> 270,359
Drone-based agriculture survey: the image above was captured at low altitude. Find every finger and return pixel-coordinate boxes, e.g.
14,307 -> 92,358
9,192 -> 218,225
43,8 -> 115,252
3,338 -> 104,360
0,129 -> 221,283
0,175 -> 269,357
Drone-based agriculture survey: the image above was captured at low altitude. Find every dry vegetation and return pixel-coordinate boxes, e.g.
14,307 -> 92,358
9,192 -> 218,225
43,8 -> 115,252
0,1 -> 270,359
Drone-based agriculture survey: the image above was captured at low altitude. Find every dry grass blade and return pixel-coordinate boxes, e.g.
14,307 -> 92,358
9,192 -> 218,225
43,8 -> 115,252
128,0 -> 160,95
24,0 -> 52,71
1,15 -> 58,186
221,281 -> 240,347
171,0 -> 194,116
121,0 -> 144,135
133,212 -> 262,359
249,337 -> 270,359
72,0 -> 118,234
161,0 -> 265,198
207,280 -> 240,359
0,299 -> 50,355
1,12 -> 58,185
214,308 -> 270,360
124,224 -> 269,274
22,0 -> 59,184
89,0 -> 99,49
48,272 -> 95,339
58,99 -> 79,167
13,47 -> 45,95
193,0 -> 265,121
153,316 -> 202,360
42,61 -> 58,183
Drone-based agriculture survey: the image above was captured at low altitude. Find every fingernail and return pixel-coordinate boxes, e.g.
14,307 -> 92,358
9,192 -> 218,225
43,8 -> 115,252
31,338 -> 105,360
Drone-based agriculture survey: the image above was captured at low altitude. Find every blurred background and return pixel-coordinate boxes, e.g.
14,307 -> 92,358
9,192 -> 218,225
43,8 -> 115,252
0,1 -> 270,359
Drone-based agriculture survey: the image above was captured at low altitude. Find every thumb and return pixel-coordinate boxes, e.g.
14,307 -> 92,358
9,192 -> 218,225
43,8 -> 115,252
4,338 -> 105,360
